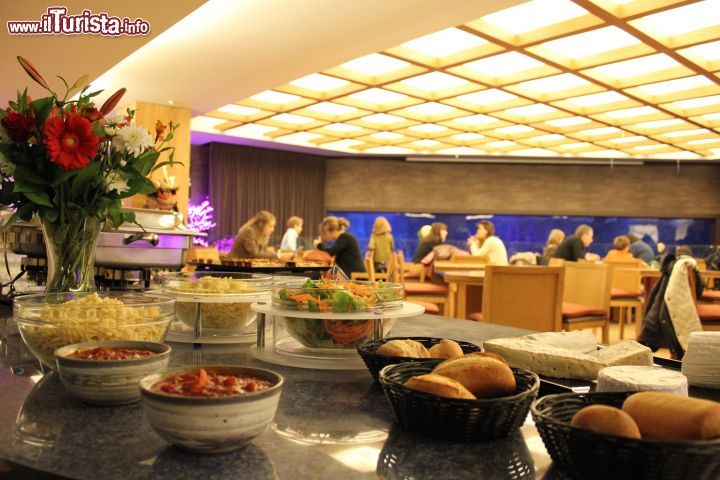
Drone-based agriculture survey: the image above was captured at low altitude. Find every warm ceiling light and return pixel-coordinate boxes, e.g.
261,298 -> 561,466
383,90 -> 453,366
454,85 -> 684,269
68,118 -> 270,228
340,53 -> 410,75
349,88 -> 407,103
370,131 -> 404,140
361,113 -> 405,124
579,126 -> 621,135
634,144 -> 665,151
505,104 -> 558,117
454,114 -> 497,125
307,102 -> 357,115
670,95 -> 720,109
275,132 -> 323,145
325,123 -> 362,132
545,116 -> 591,126
462,52 -> 544,77
218,104 -> 261,116
496,125 -> 535,134
510,148 -> 555,156
609,135 -> 647,143
703,113 -> 720,120
688,138 -> 720,145
456,89 -> 518,105
635,75 -> 713,96
250,90 -> 300,104
530,134 -> 565,142
320,139 -> 363,150
485,140 -> 517,148
663,129 -> 709,138
517,73 -> 590,93
681,40 -> 720,62
591,54 -> 681,79
400,72 -> 468,91
404,102 -> 457,115
649,151 -> 701,159
190,116 -> 226,131
635,118 -> 685,129
630,1 -> 720,37
564,91 -> 628,107
452,133 -> 485,141
559,142 -> 591,149
271,113 -> 315,124
409,123 -> 448,133
413,139 -> 441,147
481,0 -> 588,34
365,146 -> 414,154
539,26 -> 640,58
289,73 -> 349,91
603,106 -> 658,118
580,149 -> 629,157
225,124 -> 277,138
401,27 -> 487,57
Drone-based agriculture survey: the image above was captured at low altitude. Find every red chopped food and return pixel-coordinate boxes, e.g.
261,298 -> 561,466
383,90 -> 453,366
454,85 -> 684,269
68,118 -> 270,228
153,368 -> 272,397
68,346 -> 157,360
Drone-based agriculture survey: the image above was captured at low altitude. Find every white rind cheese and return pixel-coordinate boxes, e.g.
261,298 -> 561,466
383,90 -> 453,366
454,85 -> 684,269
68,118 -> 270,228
597,366 -> 688,396
682,331 -> 720,389
526,331 -> 597,354
483,336 -> 653,380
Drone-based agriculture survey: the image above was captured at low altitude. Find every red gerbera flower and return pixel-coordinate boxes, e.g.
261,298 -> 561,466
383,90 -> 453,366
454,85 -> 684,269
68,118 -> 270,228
43,113 -> 100,170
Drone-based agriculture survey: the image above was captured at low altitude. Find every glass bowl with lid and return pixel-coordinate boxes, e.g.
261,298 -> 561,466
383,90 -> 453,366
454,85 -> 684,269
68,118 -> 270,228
162,271 -> 272,337
14,292 -> 175,370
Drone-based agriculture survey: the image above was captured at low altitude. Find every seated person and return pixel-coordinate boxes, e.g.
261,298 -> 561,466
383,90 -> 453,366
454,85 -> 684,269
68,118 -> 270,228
411,222 -> 447,263
553,224 -> 601,262
227,210 -> 277,259
467,220 -> 508,265
604,235 -> 644,264
368,216 -> 394,272
280,216 -> 303,252
313,216 -> 365,275
539,228 -> 565,265
628,234 -> 655,264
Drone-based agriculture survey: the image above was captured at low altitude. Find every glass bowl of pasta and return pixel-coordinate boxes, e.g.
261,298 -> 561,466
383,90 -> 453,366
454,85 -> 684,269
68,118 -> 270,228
14,292 -> 175,370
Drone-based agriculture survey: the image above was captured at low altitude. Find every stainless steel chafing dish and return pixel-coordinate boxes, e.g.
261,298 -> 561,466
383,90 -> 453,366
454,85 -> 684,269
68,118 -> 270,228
4,208 -> 204,269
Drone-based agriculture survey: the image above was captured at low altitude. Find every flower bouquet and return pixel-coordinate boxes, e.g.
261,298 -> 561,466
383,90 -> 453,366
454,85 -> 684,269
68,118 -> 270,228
0,57 -> 178,293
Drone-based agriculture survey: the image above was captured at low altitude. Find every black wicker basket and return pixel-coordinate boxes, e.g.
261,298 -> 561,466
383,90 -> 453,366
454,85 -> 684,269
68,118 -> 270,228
358,336 -> 482,382
379,360 -> 539,441
532,392 -> 720,480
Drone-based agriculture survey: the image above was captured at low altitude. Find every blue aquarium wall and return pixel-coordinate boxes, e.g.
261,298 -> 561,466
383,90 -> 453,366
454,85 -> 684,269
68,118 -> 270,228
328,211 -> 717,260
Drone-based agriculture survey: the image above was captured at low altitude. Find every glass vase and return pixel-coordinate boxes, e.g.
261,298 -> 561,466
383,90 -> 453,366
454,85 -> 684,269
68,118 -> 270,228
41,214 -> 102,293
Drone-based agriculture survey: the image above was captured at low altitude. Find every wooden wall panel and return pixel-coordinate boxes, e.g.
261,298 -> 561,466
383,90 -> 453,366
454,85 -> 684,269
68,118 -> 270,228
325,159 -> 720,218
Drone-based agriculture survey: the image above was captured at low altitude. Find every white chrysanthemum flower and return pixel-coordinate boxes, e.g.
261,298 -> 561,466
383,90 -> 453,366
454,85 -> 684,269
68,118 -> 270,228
105,172 -> 130,194
117,125 -> 153,157
0,151 -> 15,176
103,112 -> 125,126
0,125 -> 10,143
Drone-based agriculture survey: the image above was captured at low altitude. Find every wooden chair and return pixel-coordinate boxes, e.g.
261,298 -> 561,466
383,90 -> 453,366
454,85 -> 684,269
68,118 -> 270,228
561,261 -> 612,344
687,264 -> 720,331
548,258 -> 565,267
396,251 -> 452,315
396,250 -> 427,283
350,256 -> 376,281
449,254 -> 488,263
604,259 -> 644,339
469,266 -> 564,332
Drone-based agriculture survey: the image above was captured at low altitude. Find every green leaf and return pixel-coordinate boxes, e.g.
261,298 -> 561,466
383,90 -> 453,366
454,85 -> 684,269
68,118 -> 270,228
123,176 -> 155,197
149,160 -> 184,173
23,191 -> 53,207
49,167 -> 77,187
40,207 -> 58,223
107,200 -> 124,228
92,122 -> 105,137
131,150 -> 159,176
70,162 -> 101,199
0,203 -> 35,231
30,97 -> 55,129
12,178 -> 41,193
14,164 -> 48,185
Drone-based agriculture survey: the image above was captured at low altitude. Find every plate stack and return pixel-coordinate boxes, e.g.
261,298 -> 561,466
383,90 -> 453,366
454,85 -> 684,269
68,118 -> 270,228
682,332 -> 720,389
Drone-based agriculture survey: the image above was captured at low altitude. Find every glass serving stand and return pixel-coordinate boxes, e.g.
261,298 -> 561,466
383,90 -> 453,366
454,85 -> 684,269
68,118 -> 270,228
250,301 -> 424,369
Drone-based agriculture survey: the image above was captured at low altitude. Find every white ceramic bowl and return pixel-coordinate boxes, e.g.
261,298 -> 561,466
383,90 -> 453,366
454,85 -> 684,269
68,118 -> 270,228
139,365 -> 284,453
54,340 -> 171,406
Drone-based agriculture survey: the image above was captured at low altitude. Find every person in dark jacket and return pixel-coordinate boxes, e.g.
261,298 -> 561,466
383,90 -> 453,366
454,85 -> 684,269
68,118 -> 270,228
628,234 -> 655,264
313,216 -> 365,275
552,224 -> 600,262
411,222 -> 447,263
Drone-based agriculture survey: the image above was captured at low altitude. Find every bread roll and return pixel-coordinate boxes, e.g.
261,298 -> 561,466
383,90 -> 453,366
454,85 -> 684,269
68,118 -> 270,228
429,339 -> 464,359
622,391 -> 720,440
376,339 -> 430,358
404,374 -> 476,400
570,405 -> 641,439
435,351 -> 508,370
432,355 -> 516,398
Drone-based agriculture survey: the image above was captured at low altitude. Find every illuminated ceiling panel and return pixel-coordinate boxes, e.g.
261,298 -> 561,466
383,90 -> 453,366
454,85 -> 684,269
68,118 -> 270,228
196,0 -> 720,160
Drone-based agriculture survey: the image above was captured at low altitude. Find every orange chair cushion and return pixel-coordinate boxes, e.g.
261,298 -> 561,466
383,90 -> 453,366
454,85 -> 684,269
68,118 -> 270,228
698,303 -> 720,322
562,302 -> 607,319
404,272 -> 421,280
701,290 -> 720,302
611,288 -> 641,299
469,312 -> 483,322
404,282 -> 449,295
408,301 -> 440,314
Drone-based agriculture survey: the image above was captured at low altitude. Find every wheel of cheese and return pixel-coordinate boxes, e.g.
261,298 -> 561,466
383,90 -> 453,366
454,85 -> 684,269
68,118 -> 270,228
596,366 -> 688,396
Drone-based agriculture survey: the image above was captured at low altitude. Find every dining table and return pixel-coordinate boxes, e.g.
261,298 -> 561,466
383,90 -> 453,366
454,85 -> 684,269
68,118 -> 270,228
442,270 -> 486,320
433,261 -> 487,273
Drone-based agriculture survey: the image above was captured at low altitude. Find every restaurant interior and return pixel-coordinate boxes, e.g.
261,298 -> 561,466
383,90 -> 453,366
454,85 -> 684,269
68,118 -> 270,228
1,0 -> 720,479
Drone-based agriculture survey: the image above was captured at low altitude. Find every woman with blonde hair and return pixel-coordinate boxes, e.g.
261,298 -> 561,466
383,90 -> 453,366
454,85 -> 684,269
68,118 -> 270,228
541,228 -> 565,263
368,216 -> 394,272
313,216 -> 365,275
228,210 -> 277,259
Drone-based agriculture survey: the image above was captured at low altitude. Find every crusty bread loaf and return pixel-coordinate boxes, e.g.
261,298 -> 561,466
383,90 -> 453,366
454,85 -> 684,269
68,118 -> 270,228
570,405 -> 641,439
622,391 -> 720,440
432,355 -> 516,398
376,339 -> 430,358
404,374 -> 476,400
434,351 -> 508,370
429,339 -> 464,359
